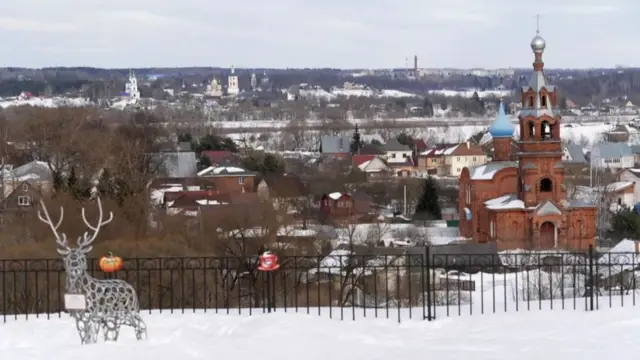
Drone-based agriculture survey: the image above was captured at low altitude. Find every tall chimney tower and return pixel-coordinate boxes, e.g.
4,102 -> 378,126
414,55 -> 418,73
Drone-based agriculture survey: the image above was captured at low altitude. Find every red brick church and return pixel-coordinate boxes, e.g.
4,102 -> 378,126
458,30 -> 597,250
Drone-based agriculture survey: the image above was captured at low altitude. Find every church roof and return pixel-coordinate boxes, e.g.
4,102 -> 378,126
488,102 -> 515,138
485,194 -> 524,210
468,161 -> 517,180
535,201 -> 562,216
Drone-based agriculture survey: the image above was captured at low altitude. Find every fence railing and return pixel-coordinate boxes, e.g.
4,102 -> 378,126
1,247 -> 639,322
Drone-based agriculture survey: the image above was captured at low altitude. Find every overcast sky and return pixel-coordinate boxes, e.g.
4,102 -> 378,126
0,0 -> 636,69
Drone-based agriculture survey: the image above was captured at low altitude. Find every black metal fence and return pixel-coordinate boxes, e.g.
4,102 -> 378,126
1,247 -> 639,323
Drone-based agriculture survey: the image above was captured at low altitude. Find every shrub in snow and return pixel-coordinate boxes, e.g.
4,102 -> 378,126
432,290 -> 471,306
509,269 -> 586,301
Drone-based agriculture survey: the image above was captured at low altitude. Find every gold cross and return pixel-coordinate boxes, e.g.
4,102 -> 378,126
535,14 -> 540,34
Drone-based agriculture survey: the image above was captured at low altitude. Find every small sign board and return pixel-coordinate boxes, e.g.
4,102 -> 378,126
64,294 -> 87,311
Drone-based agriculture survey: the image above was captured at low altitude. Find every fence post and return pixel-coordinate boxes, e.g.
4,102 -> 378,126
588,244 -> 594,311
425,246 -> 433,321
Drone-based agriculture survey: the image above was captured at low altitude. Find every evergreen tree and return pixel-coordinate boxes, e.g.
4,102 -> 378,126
609,207 -> 640,240
350,123 -> 362,154
413,177 -> 442,221
396,132 -> 414,148
198,155 -> 212,171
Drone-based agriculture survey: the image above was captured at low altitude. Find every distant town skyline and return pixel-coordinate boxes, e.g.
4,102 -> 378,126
0,0 -> 636,69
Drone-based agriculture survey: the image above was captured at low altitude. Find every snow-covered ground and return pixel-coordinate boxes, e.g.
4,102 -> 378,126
428,88 -> 514,98
226,121 -> 626,148
0,96 -> 91,108
2,306 -> 639,359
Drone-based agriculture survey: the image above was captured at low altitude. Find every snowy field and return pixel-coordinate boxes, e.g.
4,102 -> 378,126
227,121 -> 627,147
2,306 -> 640,359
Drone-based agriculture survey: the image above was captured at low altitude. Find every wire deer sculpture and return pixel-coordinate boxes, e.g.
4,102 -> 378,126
38,197 -> 147,345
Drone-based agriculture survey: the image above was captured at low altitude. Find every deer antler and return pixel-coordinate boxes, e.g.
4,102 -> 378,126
78,197 -> 113,251
38,199 -> 69,254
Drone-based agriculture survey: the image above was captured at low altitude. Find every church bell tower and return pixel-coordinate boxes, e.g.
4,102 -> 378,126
516,21 -> 565,207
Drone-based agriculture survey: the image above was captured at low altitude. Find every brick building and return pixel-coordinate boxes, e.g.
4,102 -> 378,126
458,30 -> 597,250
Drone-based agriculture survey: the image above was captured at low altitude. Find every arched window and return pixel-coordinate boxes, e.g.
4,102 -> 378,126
541,121 -> 551,140
490,221 -> 496,238
528,121 -> 535,139
540,178 -> 553,192
529,96 -> 534,107
541,95 -> 547,107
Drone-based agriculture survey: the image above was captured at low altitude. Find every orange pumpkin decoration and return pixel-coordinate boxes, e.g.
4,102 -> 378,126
99,252 -> 123,273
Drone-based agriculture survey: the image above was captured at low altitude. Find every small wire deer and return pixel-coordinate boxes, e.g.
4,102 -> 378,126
38,197 -> 147,345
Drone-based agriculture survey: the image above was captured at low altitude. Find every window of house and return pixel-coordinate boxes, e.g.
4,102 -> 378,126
472,157 -> 476,161
391,153 -> 396,158
490,221 -> 495,238
466,185 -> 471,204
618,198 -> 622,205
457,157 -> 460,161
238,176 -> 245,184
21,184 -> 28,192
402,153 -> 407,158
456,168 -> 460,173
18,196 -> 31,206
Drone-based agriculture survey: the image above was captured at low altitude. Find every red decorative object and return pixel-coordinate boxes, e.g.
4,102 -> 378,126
258,251 -> 279,272
99,252 -> 123,273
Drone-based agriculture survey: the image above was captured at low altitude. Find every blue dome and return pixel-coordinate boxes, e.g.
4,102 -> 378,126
488,102 -> 515,138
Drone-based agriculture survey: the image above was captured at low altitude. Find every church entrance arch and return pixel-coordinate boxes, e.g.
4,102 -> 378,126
539,221 -> 557,248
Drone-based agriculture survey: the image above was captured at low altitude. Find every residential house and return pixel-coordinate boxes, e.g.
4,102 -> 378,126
443,141 -> 487,177
563,144 -> 587,164
413,139 -> 428,155
589,143 -> 634,169
200,150 -> 239,167
417,148 -> 444,174
0,181 -> 46,233
320,135 -> 351,161
318,191 -> 373,221
162,189 -> 229,216
0,161 -> 53,199
630,145 -> 640,165
197,165 -> 257,194
357,143 -> 386,156
257,173 -> 308,215
153,151 -> 198,177
602,125 -> 631,143
352,155 -> 390,178
383,139 -> 412,165
604,182 -> 635,211
417,143 -> 460,174
618,168 -> 640,206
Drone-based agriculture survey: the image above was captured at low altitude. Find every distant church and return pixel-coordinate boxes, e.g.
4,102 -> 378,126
121,70 -> 140,102
458,28 -> 597,250
227,65 -> 239,96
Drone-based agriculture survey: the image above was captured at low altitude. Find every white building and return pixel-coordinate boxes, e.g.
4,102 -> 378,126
383,139 -> 412,164
205,78 -> 223,97
590,143 -> 634,170
227,66 -> 239,96
250,72 -> 257,91
122,70 -> 140,101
